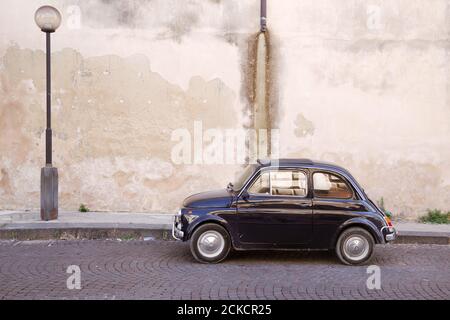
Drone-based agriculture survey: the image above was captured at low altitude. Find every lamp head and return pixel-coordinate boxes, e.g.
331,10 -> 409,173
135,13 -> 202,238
35,5 -> 61,33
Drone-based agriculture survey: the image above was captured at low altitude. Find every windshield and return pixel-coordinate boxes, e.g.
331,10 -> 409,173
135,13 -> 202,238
231,164 -> 257,191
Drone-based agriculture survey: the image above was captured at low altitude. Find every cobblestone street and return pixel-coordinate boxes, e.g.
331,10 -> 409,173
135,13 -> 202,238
0,240 -> 449,300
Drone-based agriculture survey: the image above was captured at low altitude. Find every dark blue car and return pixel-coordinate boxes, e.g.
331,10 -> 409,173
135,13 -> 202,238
173,159 -> 396,265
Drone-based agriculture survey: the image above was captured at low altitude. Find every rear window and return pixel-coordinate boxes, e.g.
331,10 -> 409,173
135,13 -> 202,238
313,172 -> 353,199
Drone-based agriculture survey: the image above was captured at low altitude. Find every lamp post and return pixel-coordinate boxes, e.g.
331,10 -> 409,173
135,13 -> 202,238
35,6 -> 61,221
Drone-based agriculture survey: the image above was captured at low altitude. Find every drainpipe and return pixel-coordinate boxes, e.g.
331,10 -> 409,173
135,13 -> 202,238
260,0 -> 267,32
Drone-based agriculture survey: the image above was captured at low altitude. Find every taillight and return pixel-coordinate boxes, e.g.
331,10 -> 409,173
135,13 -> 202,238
384,216 -> 393,227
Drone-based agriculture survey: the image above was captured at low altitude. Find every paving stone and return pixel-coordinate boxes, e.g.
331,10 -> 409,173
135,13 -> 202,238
0,240 -> 448,299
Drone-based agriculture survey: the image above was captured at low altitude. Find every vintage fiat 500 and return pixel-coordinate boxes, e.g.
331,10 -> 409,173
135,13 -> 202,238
173,159 -> 396,265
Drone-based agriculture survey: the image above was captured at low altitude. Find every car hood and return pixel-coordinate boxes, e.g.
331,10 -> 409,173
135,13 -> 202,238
183,189 -> 233,208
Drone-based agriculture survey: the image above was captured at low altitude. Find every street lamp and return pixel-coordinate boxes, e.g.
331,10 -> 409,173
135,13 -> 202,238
35,6 -> 61,221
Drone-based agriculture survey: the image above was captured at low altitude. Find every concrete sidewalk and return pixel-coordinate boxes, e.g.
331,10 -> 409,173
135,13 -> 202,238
0,210 -> 449,244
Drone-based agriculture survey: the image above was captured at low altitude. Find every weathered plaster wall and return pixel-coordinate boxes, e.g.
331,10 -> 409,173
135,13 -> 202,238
0,0 -> 257,212
271,0 -> 450,218
0,0 -> 449,218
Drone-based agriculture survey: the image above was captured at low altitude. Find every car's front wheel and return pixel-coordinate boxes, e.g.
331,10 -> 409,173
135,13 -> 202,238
335,227 -> 375,265
190,223 -> 231,263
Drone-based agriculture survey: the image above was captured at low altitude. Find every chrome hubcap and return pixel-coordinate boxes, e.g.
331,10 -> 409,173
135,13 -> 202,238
343,236 -> 369,261
197,231 -> 225,258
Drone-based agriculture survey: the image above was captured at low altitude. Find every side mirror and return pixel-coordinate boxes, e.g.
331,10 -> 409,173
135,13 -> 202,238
241,190 -> 250,201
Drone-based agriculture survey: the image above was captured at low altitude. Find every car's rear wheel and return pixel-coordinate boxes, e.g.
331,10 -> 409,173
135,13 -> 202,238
190,223 -> 231,263
335,227 -> 374,265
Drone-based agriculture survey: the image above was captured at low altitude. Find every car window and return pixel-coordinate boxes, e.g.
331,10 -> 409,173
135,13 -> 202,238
232,164 -> 257,191
313,172 -> 353,199
248,171 -> 270,194
248,170 -> 307,197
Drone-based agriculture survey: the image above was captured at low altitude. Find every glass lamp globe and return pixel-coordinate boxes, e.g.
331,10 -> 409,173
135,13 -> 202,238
35,6 -> 61,32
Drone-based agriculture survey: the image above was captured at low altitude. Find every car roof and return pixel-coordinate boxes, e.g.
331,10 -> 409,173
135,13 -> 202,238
255,158 -> 366,199
257,158 -> 352,175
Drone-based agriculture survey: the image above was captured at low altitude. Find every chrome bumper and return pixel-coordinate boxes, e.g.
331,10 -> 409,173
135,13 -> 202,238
172,213 -> 184,240
381,226 -> 397,242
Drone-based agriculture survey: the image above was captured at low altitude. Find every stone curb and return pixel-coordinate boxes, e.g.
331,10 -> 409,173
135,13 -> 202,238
0,226 -> 173,241
392,231 -> 450,245
0,225 -> 449,244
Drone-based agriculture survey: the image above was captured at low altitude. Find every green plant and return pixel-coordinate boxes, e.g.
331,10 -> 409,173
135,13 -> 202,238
419,209 -> 449,224
78,203 -> 89,212
377,197 -> 393,218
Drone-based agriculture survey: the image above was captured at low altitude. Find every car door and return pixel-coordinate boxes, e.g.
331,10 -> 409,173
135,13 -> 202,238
236,168 -> 313,247
311,170 -> 369,248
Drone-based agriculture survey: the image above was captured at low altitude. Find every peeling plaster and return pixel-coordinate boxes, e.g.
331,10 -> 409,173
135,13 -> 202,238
0,45 -> 242,212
